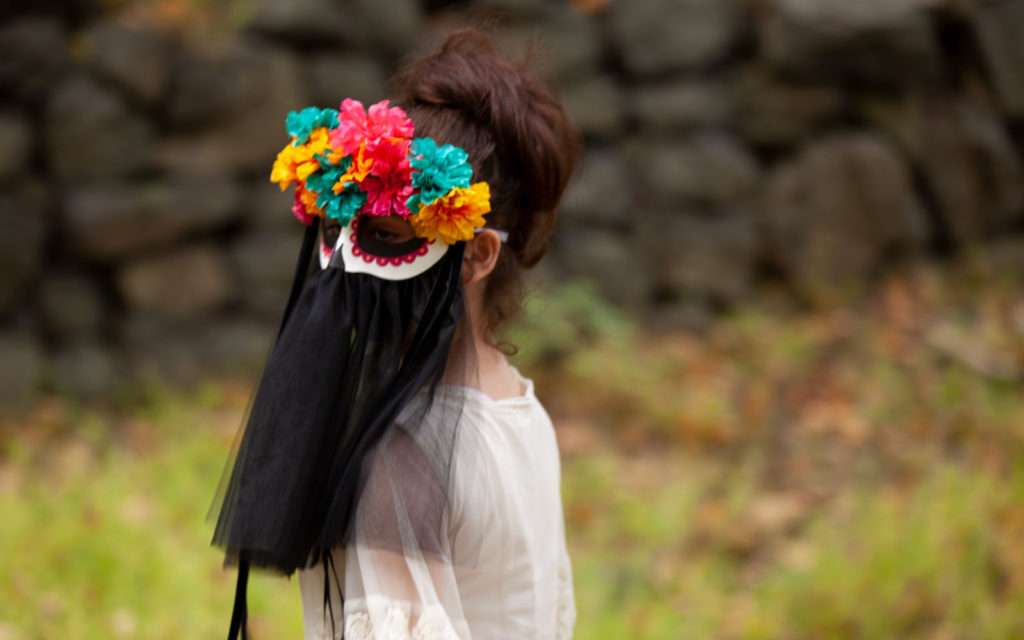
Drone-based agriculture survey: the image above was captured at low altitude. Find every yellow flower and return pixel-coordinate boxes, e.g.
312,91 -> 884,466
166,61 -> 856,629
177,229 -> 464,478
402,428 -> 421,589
332,141 -> 374,193
297,184 -> 323,217
411,182 -> 491,245
270,128 -> 334,189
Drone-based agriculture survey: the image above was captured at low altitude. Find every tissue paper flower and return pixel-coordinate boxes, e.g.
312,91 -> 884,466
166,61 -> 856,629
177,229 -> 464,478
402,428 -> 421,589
359,138 -> 414,218
286,107 -> 340,146
411,182 -> 491,245
304,152 -> 365,226
271,128 -> 333,189
407,137 -> 473,212
272,102 -> 491,243
330,98 -> 414,157
333,142 -> 374,190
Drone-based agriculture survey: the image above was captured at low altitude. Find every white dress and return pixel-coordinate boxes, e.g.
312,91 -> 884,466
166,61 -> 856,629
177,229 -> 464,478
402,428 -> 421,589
298,374 -> 576,640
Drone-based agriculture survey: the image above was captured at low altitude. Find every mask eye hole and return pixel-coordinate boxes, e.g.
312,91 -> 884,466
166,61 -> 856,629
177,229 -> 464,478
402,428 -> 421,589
319,215 -> 344,260
362,215 -> 416,244
355,215 -> 426,258
322,217 -> 341,253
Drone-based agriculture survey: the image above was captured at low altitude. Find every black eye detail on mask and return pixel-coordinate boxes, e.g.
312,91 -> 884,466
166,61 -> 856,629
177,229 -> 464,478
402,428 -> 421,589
355,217 -> 427,258
322,217 -> 341,253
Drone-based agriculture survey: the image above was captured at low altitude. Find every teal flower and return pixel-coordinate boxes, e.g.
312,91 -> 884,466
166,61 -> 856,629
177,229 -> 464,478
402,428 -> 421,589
407,137 -> 473,212
321,182 -> 366,226
305,152 -> 348,193
286,107 -> 341,146
306,152 -> 365,226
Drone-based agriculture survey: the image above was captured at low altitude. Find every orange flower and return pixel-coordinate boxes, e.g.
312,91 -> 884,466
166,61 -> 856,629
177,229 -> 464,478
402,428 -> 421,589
411,182 -> 490,245
332,141 -> 374,192
296,184 -> 323,217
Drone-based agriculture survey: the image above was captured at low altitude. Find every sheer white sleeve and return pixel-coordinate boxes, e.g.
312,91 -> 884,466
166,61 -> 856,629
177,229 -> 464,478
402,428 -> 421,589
299,381 -> 575,640
300,420 -> 468,640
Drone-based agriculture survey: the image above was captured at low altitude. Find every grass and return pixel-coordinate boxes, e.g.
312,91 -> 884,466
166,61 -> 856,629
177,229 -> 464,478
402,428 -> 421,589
0,387 -> 305,639
2,256 -> 1024,639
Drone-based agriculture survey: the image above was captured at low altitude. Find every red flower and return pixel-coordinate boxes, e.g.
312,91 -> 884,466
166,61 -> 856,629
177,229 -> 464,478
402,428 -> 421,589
359,138 -> 413,217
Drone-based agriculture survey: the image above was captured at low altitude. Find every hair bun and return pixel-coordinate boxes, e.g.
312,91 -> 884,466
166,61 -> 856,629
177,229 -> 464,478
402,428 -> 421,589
399,28 -> 578,268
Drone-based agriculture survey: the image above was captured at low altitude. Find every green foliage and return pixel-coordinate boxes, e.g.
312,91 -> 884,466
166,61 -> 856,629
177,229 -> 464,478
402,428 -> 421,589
507,279 -> 633,368
0,389 -> 303,639
3,264 -> 1024,638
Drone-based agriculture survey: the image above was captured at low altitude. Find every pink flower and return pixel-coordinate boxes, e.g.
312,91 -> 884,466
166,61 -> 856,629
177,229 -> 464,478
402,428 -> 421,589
292,190 -> 316,226
359,138 -> 414,217
330,98 -> 414,157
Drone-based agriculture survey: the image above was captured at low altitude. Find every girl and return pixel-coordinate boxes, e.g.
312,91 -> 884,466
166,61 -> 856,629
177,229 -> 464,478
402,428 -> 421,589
212,28 -> 578,640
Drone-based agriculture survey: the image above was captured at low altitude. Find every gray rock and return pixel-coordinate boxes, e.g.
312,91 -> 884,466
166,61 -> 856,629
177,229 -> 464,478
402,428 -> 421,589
560,150 -> 631,225
229,230 -> 306,319
246,180 -> 308,231
762,0 -> 941,86
39,274 -> 106,339
199,318 -> 274,374
153,135 -> 248,178
552,226 -> 648,307
0,18 -> 66,103
608,0 -> 740,76
536,8 -> 603,82
166,43 -> 254,127
760,133 -> 928,300
984,237 -> 1024,275
918,100 -> 1024,241
121,314 -> 201,383
636,133 -> 761,207
732,68 -> 845,147
648,211 -> 757,302
306,53 -> 387,108
976,0 -> 1024,118
84,19 -> 171,104
117,244 -> 233,320
0,332 -> 45,406
65,179 -> 241,260
0,185 -> 48,312
45,75 -> 153,180
351,0 -> 422,51
633,82 -> 733,132
404,12 -> 467,60
247,0 -> 354,43
495,8 -> 603,82
164,42 -> 307,173
563,75 -> 623,137
50,342 -> 120,399
122,314 -> 273,383
0,112 -> 32,179
867,96 -> 1024,241
167,40 -> 306,126
475,0 -> 548,16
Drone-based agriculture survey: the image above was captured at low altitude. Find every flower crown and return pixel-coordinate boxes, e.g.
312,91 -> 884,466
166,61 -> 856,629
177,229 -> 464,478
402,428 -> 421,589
270,99 -> 491,245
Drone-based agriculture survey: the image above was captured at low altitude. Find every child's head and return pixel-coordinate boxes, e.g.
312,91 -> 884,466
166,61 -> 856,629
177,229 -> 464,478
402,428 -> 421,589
396,28 -> 578,345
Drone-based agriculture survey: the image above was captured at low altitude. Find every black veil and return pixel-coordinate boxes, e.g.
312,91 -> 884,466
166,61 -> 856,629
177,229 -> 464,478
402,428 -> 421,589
211,220 -> 473,638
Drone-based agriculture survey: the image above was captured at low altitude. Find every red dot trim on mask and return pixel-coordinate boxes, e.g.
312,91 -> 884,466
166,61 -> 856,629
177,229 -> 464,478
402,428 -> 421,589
349,217 -> 434,266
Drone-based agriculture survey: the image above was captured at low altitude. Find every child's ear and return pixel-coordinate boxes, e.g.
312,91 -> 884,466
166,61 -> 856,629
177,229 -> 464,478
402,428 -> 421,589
462,230 -> 502,285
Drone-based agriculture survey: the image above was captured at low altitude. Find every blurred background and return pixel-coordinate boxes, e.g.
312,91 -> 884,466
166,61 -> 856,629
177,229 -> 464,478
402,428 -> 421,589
2,0 -> 1024,638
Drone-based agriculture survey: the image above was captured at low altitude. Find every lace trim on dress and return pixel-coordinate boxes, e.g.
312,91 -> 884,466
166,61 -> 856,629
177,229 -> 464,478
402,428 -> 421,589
555,564 -> 576,640
342,607 -> 463,640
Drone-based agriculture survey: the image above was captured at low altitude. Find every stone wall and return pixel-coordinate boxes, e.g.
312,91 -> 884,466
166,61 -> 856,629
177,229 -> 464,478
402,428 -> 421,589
1,0 -> 1023,400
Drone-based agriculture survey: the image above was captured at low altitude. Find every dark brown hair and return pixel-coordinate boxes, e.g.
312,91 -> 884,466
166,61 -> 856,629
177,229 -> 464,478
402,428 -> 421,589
396,28 -> 578,346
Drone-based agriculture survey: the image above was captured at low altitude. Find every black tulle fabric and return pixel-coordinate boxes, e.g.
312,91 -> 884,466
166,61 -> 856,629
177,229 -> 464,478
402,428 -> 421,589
211,226 -> 467,577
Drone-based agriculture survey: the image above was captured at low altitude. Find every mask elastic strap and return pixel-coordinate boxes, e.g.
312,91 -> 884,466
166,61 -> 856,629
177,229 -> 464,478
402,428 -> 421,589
227,552 -> 249,640
474,228 -> 509,243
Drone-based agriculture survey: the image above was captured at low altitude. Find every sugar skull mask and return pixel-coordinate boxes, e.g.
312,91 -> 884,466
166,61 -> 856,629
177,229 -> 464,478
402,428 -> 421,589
273,100 -> 491,281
